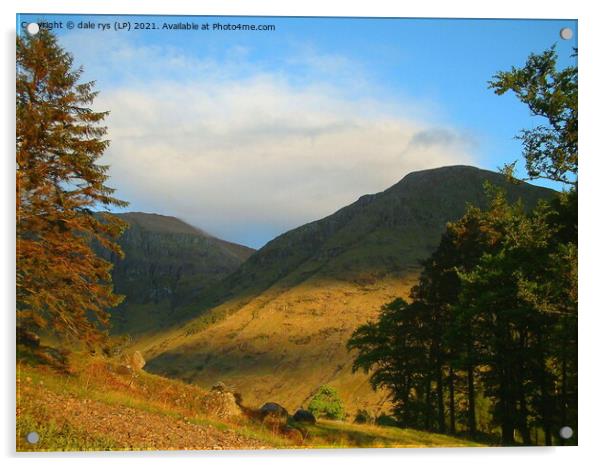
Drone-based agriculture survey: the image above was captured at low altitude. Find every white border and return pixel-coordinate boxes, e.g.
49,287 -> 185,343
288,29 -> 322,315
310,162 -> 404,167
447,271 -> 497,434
3,1 -> 600,465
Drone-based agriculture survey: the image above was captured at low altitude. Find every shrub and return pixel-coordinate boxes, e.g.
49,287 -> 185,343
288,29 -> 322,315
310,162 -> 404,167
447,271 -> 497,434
375,413 -> 398,427
354,409 -> 373,424
307,385 -> 345,420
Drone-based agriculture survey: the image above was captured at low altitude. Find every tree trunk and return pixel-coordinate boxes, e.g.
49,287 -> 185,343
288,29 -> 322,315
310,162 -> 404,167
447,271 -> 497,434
518,386 -> 531,445
467,361 -> 477,439
559,349 -> 568,446
402,374 -> 411,427
538,354 -> 552,446
425,375 -> 432,431
449,367 -> 456,435
500,366 -> 515,445
517,332 -> 531,445
436,359 -> 445,433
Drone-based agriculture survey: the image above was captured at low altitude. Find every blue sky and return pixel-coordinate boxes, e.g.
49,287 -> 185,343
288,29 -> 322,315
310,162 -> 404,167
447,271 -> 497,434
18,14 -> 578,248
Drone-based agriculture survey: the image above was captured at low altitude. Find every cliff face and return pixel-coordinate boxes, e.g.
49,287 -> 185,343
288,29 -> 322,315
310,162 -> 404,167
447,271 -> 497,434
99,212 -> 254,335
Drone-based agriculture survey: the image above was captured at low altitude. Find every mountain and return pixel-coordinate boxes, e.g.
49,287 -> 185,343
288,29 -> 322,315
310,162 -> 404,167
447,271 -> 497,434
102,212 -> 255,335
138,166 -> 555,414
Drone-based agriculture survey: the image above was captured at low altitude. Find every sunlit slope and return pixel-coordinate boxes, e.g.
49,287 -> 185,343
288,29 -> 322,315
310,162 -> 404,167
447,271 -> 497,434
141,166 -> 554,413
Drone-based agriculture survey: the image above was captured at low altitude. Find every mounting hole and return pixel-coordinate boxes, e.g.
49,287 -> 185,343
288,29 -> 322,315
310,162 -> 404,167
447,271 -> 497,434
26,431 -> 40,444
26,23 -> 40,36
559,426 -> 574,439
559,27 -> 573,40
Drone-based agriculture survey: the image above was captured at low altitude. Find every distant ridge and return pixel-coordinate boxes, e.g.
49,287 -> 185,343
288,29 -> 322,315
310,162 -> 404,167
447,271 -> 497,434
116,212 -> 254,262
118,212 -> 210,235
100,212 -> 255,335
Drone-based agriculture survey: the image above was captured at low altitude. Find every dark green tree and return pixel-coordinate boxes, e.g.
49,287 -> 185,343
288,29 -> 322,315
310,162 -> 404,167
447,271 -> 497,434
347,298 -> 432,428
490,45 -> 578,444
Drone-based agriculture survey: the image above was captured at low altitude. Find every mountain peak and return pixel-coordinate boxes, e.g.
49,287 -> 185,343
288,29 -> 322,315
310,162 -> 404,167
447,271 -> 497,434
381,165 -> 554,205
143,165 -> 557,412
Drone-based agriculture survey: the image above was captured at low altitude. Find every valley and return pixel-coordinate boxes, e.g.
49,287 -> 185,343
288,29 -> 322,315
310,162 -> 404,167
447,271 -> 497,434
114,166 -> 554,416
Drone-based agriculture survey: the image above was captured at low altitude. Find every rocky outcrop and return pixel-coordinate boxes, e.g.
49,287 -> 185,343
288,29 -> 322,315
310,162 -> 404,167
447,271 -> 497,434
131,351 -> 146,371
199,383 -> 243,420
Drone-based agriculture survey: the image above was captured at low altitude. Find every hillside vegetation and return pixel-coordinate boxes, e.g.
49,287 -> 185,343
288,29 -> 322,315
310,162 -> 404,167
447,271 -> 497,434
138,166 -> 554,414
16,354 -> 482,451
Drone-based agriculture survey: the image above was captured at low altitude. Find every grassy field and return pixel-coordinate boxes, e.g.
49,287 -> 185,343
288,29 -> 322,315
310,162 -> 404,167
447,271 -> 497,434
303,420 -> 483,448
16,352 -> 485,451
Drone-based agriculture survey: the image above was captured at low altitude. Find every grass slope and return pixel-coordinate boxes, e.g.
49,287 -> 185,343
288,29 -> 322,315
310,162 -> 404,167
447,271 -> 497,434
16,354 -> 483,451
138,166 -> 555,417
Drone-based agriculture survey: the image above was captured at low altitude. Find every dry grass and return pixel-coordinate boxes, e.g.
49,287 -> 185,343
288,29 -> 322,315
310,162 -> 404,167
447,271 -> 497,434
137,273 -> 418,414
16,356 -> 281,451
303,420 -> 484,448
16,353 -> 486,451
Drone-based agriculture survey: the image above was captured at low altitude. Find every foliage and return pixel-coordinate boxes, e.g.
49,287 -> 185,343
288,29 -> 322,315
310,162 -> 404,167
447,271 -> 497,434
16,29 -> 127,347
354,409 -> 373,424
308,385 -> 346,420
348,189 -> 577,445
375,414 -> 398,427
349,45 -> 577,446
489,46 -> 577,185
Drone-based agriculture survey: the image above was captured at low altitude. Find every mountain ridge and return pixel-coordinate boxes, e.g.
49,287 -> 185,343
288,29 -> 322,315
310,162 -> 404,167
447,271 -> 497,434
116,212 -> 255,262
101,212 -> 255,335
185,165 -> 554,307
136,165 -> 556,413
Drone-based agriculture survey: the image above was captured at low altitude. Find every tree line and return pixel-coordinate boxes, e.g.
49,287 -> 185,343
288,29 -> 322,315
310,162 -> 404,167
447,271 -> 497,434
348,46 -> 577,445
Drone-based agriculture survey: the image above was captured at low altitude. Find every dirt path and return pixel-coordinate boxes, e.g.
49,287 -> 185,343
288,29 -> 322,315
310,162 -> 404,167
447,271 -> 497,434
19,384 -> 270,451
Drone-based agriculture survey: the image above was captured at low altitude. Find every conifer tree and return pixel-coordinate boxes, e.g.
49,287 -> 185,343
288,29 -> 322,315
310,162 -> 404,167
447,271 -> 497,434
16,29 -> 128,347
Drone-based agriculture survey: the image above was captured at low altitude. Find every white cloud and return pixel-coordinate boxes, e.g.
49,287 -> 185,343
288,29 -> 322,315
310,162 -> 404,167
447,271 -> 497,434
62,32 -> 477,247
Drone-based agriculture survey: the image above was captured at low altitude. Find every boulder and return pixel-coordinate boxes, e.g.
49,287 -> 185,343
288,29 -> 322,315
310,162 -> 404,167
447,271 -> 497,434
259,402 -> 289,426
130,351 -> 146,371
115,351 -> 145,373
260,402 -> 289,418
293,409 -> 316,425
199,384 -> 243,420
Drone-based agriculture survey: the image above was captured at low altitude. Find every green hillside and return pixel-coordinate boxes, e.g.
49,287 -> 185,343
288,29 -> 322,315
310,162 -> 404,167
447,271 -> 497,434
190,166 -> 551,304
138,166 -> 555,414
100,212 -> 255,335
